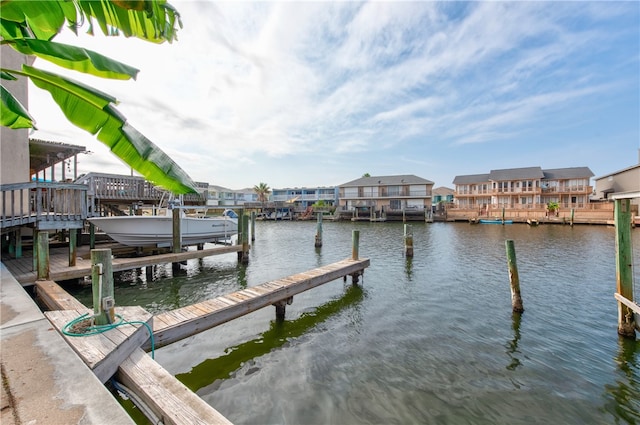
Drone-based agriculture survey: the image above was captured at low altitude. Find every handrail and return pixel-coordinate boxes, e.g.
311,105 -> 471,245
0,181 -> 88,230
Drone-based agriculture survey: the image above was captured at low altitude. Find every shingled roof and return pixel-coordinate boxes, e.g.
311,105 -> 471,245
340,174 -> 434,187
542,167 -> 594,179
453,166 -> 594,184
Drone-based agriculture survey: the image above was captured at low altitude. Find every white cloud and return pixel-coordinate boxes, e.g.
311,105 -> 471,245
25,0 -> 639,189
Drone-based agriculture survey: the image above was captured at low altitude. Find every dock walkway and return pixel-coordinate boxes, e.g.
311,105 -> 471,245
2,242 -> 243,285
150,257 -> 370,348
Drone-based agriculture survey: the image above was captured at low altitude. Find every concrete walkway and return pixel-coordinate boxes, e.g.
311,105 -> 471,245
0,263 -> 135,425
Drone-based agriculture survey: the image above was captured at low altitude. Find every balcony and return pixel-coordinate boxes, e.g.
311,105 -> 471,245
1,182 -> 88,231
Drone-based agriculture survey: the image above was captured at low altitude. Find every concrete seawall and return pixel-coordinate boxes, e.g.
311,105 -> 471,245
0,263 -> 135,425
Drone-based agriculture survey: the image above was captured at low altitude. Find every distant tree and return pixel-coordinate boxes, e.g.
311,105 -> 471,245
362,173 -> 371,177
253,182 -> 271,204
0,0 -> 197,194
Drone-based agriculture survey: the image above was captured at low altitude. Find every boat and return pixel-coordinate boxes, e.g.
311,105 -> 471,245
527,218 -> 539,226
479,219 -> 513,224
88,209 -> 238,247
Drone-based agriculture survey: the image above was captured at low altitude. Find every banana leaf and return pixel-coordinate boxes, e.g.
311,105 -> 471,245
16,65 -> 197,194
0,85 -> 35,129
8,39 -> 139,80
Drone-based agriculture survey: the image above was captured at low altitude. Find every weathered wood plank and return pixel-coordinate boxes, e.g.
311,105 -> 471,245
36,280 -> 87,310
45,306 -> 153,383
31,273 -> 233,424
149,257 -> 369,349
117,348 -> 232,425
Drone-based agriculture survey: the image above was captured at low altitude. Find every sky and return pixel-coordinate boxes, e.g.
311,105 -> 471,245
28,1 -> 640,191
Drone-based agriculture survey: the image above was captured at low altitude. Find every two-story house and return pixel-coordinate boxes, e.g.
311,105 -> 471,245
338,174 -> 434,220
453,166 -> 594,210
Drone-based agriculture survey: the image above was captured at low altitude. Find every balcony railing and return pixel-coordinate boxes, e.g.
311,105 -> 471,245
343,190 -> 432,198
1,182 -> 88,231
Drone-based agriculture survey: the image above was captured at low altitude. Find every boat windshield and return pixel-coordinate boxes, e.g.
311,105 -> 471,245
223,209 -> 239,219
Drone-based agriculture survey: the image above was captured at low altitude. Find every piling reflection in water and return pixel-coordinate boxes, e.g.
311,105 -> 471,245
603,337 -> 640,422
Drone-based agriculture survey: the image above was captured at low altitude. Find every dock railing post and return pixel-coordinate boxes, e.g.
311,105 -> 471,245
315,212 -> 323,248
505,239 -> 524,313
404,224 -> 414,257
36,231 -> 50,280
91,248 -> 115,325
614,198 -> 635,337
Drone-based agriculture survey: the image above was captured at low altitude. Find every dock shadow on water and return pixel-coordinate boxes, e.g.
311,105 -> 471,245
175,284 -> 365,394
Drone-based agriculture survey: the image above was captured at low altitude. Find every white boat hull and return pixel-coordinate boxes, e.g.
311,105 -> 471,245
88,215 -> 238,247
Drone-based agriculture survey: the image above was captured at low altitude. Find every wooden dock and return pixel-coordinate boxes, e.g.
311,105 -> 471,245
39,282 -> 232,425
150,257 -> 370,348
31,249 -> 370,424
2,243 -> 244,285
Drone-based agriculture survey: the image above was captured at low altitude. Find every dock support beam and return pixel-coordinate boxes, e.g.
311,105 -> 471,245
273,296 -> 293,320
614,198 -> 635,338
36,231 -> 50,280
505,240 -> 524,313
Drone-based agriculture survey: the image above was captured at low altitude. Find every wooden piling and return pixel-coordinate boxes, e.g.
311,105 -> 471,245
36,231 -> 50,281
505,240 -> 524,313
404,224 -> 414,257
352,230 -> 360,260
614,198 -> 635,337
172,208 -> 181,254
68,228 -> 77,267
250,211 -> 256,241
89,222 -> 95,249
315,213 -> 323,248
570,208 -> 575,226
91,248 -> 115,325
240,213 -> 249,263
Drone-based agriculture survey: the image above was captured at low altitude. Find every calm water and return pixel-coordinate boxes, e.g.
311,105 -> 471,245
70,221 -> 640,424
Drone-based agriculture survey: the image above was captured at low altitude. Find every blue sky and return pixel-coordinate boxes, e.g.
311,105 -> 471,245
29,1 -> 640,191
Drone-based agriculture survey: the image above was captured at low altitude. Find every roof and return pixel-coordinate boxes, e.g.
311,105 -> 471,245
593,163 -> 640,180
453,166 -> 594,184
29,139 -> 86,174
488,167 -> 545,181
542,167 -> 594,179
339,174 -> 434,187
432,186 -> 455,196
452,174 -> 489,185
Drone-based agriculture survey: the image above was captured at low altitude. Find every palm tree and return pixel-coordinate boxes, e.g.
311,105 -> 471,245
0,0 -> 197,194
253,182 -> 271,204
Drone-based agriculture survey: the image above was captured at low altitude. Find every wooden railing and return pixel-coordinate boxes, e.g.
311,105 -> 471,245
0,182 -> 88,231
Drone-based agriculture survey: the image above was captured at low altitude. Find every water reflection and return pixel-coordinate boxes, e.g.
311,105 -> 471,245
505,312 -> 522,371
602,337 -> 640,423
176,284 -> 365,393
404,257 -> 413,281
